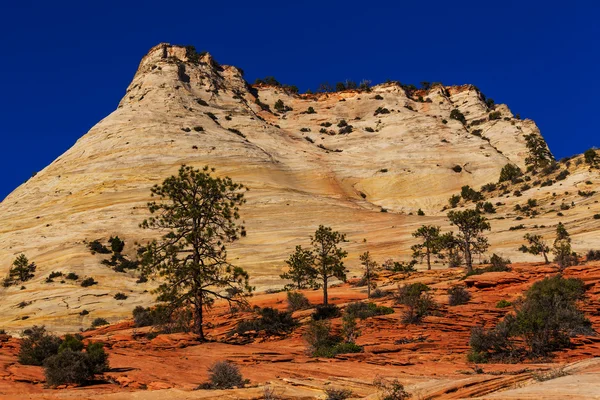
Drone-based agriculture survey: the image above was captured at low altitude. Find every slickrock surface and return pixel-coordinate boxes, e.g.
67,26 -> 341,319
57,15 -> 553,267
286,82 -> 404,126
1,263 -> 600,398
0,43 -> 598,332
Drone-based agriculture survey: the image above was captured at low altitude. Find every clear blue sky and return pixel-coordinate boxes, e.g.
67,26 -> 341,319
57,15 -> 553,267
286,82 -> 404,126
0,1 -> 597,200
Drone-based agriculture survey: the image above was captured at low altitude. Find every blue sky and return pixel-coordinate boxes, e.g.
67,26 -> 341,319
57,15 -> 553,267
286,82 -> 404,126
0,0 -> 597,200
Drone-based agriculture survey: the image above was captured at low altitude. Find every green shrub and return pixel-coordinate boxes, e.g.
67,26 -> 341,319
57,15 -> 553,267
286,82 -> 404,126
449,194 -> 461,208
499,164 -> 523,183
81,277 -> 97,287
287,291 -> 311,311
488,254 -> 511,272
450,109 -> 466,124
461,185 -> 484,202
65,272 -> 79,280
88,240 -> 110,254
496,299 -> 512,308
452,165 -> 462,173
304,320 -> 362,358
306,106 -> 316,114
448,285 -> 471,306
488,111 -> 501,120
395,283 -> 436,323
373,376 -> 411,400
235,307 -> 297,336
18,326 -> 62,366
325,387 -> 353,400
44,349 -> 91,386
344,302 -> 394,320
374,107 -> 390,116
91,318 -> 109,328
312,304 -> 341,320
85,342 -> 109,374
114,293 -> 128,300
58,334 -> 84,353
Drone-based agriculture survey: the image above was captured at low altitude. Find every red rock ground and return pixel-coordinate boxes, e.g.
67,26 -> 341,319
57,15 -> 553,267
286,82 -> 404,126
1,262 -> 600,399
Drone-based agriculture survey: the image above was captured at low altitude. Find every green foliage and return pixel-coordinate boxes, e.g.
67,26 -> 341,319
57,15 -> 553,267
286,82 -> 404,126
235,307 -> 297,336
450,108 -> 466,124
81,277 -> 97,287
310,226 -> 348,305
584,148 -> 598,165
3,254 -> 36,287
65,272 -> 79,280
91,318 -> 109,328
58,334 -> 84,353
359,251 -> 378,297
520,233 -> 550,263
553,222 -> 577,269
286,291 -> 311,311
139,165 -> 251,340
448,285 -> 471,306
280,245 -> 316,290
88,240 -> 110,254
114,292 -> 128,300
447,209 -> 491,273
344,302 -> 394,320
274,99 -> 292,112
460,185 -> 484,202
476,201 -> 496,214
411,225 -> 442,270
496,299 -> 512,308
108,236 -> 125,253
524,133 -> 554,169
498,164 -> 523,183
18,326 -> 62,366
325,387 -> 354,400
586,250 -> 600,261
373,376 -> 412,400
312,304 -> 341,320
44,350 -> 92,386
448,194 -> 461,208
304,320 -> 362,358
395,283 -> 436,323
488,111 -> 501,120
374,107 -> 390,115
469,275 -> 591,361
306,106 -> 316,114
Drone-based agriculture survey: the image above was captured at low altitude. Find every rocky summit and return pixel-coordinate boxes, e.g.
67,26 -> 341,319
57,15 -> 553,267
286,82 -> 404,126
0,43 -> 599,334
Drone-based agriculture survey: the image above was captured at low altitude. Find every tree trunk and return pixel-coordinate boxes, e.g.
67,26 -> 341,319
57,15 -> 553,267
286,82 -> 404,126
426,250 -> 431,270
542,251 -> 549,264
464,242 -> 473,273
323,276 -> 328,305
367,267 -> 371,298
193,290 -> 205,341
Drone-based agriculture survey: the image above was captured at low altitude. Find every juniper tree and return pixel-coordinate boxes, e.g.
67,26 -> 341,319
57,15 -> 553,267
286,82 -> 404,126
553,222 -> 576,268
3,254 -> 36,287
524,133 -> 554,169
311,226 -> 348,305
280,245 -> 317,290
359,251 -> 378,298
411,225 -> 442,270
447,210 -> 491,273
519,233 -> 550,263
139,165 -> 252,340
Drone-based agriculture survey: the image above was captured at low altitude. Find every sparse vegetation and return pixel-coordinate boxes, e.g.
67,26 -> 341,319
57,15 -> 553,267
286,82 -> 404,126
394,283 -> 436,323
448,285 -> 471,306
3,254 -> 36,287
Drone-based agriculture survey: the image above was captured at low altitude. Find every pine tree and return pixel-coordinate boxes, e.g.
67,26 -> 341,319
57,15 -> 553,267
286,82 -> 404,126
411,225 -> 442,270
447,210 -> 491,273
280,245 -> 316,290
359,251 -> 378,298
311,226 -> 348,305
139,165 -> 252,340
519,233 -> 550,263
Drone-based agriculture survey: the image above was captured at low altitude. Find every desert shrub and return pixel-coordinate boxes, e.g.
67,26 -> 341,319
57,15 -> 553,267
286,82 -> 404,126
325,387 -> 353,400
450,109 -> 466,124
88,240 -> 110,254
136,275 -> 148,283
344,302 -> 394,320
58,334 -> 84,353
469,275 -> 592,361
461,185 -> 484,202
48,271 -> 63,280
448,285 -> 471,306
496,299 -> 512,308
556,169 -> 570,181
85,342 -> 109,374
448,194 -> 461,208
114,292 -> 128,300
452,165 -> 462,173
65,272 -> 79,280
196,98 -> 209,106
417,208 -> 425,216
306,106 -> 316,114
287,291 -> 311,311
481,183 -> 497,192
532,367 -> 569,382
488,254 -> 511,272
312,304 -> 341,320
235,307 -> 297,336
586,250 -> 600,261
204,360 -> 246,389
44,350 -> 91,386
370,288 -> 387,298
91,318 -> 109,328
499,164 -> 523,183
337,119 -> 348,127
374,107 -> 390,115
365,127 -> 375,132
394,283 -> 436,323
386,259 -> 417,273
304,320 -> 362,358
488,111 -> 501,120
18,326 -> 62,366
338,125 -> 353,134
80,277 -> 97,287
373,376 -> 411,400
584,148 -> 598,165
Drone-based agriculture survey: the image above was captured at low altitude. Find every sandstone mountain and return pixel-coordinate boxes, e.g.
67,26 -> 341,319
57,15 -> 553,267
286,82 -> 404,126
0,43 -> 598,332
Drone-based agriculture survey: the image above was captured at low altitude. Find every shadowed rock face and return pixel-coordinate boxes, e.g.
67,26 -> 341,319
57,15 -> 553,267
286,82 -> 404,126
0,43 -> 598,333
